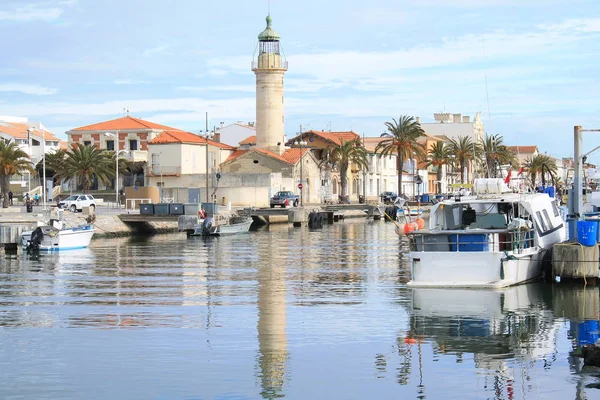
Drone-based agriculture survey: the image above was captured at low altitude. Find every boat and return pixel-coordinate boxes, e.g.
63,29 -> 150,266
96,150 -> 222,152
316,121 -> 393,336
190,212 -> 253,236
21,219 -> 95,251
405,178 -> 566,288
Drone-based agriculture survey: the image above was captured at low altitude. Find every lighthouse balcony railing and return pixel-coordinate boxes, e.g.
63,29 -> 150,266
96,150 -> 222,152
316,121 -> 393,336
251,61 -> 288,70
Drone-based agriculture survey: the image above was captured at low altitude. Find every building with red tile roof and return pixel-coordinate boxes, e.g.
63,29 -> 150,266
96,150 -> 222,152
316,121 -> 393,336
65,115 -> 182,160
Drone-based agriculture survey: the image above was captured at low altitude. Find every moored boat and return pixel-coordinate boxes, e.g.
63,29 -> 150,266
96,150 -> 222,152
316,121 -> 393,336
190,214 -> 253,236
22,219 -> 95,251
405,178 -> 566,288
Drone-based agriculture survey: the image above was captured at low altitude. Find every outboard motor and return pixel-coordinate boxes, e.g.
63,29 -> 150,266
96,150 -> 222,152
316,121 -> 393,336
27,227 -> 44,253
201,217 -> 214,235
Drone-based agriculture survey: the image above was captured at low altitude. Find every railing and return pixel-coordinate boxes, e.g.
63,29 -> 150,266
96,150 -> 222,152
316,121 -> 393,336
409,229 -> 536,253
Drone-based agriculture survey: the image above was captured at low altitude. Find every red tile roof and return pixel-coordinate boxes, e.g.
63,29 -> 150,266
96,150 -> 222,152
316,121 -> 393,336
287,130 -> 360,146
70,116 -> 181,132
282,147 -> 303,164
0,121 -> 60,141
223,148 -> 293,165
224,149 -> 248,163
239,135 -> 256,145
507,145 -> 538,154
149,130 -> 235,149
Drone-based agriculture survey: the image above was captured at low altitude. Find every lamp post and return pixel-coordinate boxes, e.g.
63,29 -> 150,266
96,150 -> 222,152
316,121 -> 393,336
412,152 -> 417,201
294,139 -> 307,206
201,116 -> 214,205
105,132 -> 127,205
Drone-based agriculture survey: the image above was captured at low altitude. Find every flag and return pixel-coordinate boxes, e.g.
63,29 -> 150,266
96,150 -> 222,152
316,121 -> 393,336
517,166 -> 524,176
504,168 -> 512,184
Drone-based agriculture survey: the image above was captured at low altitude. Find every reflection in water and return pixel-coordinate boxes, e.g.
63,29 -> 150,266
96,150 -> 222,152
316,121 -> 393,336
2,221 -> 600,398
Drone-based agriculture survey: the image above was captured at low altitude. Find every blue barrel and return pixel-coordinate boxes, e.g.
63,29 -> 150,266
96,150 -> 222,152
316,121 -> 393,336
577,220 -> 597,246
421,194 -> 430,203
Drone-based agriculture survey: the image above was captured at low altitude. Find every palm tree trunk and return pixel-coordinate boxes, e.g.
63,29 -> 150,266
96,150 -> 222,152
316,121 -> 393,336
397,151 -> 404,196
461,161 -> 466,183
436,167 -> 443,195
340,163 -> 348,200
0,176 -> 9,208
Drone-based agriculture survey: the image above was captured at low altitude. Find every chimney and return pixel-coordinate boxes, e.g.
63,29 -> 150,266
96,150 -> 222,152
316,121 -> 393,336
462,116 -> 470,123
453,113 -> 462,123
214,132 -> 221,143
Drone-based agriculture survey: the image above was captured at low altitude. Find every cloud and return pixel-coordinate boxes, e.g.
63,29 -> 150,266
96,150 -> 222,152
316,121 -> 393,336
113,79 -> 148,85
177,85 -> 255,93
207,17 -> 600,81
0,4 -> 63,22
143,44 -> 170,57
0,83 -> 57,95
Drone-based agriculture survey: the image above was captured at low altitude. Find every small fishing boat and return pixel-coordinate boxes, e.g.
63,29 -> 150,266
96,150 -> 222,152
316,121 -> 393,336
405,178 -> 566,288
22,219 -> 95,251
190,213 -> 253,236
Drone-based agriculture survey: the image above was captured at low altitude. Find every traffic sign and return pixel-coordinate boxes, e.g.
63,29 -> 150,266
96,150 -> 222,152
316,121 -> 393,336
298,183 -> 303,189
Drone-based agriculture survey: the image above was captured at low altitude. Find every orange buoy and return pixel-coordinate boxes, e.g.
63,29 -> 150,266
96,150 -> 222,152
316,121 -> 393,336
404,223 -> 415,234
396,223 -> 406,236
415,218 -> 425,230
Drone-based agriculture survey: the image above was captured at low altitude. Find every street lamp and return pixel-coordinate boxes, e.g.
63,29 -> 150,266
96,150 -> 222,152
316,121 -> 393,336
105,132 -> 128,205
28,127 -> 47,210
294,139 -> 307,206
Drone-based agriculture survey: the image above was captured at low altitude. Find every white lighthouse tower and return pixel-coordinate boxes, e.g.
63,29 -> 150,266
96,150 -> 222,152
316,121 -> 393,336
253,15 -> 287,155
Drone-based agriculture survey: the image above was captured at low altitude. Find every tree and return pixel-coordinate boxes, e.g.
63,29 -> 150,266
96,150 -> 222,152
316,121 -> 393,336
426,141 -> 451,194
448,136 -> 482,183
524,154 -> 557,187
375,116 -> 426,197
480,134 -> 516,178
320,138 -> 369,203
0,141 -> 35,208
35,148 -> 67,180
54,145 -> 114,192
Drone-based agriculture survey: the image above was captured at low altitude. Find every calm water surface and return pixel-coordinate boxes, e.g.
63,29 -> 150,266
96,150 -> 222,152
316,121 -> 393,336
0,219 -> 599,399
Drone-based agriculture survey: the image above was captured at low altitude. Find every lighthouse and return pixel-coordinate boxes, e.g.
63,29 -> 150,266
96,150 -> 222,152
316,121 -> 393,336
253,15 -> 287,155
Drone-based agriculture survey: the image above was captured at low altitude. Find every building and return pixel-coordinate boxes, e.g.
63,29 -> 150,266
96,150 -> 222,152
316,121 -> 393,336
215,122 -> 256,148
362,137 -> 398,201
146,130 -> 235,201
419,112 -> 484,143
66,115 -> 181,163
0,116 -> 63,194
507,146 -> 539,167
253,14 -> 287,155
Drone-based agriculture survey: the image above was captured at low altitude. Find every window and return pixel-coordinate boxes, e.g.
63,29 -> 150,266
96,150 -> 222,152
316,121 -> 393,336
129,140 -> 138,151
536,211 -> 548,231
106,140 -> 115,151
551,202 -> 560,217
83,141 -> 92,146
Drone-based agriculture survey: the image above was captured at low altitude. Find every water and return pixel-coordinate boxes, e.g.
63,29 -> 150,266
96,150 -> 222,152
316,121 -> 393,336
0,220 -> 599,399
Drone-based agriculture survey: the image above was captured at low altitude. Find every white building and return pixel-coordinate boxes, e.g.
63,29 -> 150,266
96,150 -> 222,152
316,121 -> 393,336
0,117 -> 63,194
420,112 -> 484,144
362,137 -> 398,201
215,122 -> 256,148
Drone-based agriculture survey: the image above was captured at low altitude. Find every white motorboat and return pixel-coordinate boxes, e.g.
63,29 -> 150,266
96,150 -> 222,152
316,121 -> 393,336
190,214 -> 253,236
406,178 -> 566,288
22,219 -> 95,251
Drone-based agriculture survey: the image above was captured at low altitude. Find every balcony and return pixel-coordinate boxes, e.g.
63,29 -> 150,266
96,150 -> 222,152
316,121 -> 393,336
125,150 -> 148,162
147,165 -> 180,177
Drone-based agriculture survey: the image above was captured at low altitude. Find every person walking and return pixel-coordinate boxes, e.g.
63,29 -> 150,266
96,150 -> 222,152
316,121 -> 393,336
8,191 -> 13,206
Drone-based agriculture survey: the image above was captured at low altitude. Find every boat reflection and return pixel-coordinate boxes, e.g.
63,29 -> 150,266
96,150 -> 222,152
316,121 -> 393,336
401,284 -> 559,398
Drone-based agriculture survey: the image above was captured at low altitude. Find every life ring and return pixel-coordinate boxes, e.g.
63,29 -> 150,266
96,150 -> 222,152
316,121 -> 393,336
198,210 -> 207,219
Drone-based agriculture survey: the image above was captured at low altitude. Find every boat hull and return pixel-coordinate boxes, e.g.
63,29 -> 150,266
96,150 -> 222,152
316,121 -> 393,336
408,249 -> 543,288
190,218 -> 252,236
22,225 -> 95,251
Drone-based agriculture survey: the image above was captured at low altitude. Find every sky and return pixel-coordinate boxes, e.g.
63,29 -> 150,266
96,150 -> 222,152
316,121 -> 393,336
1,0 -> 599,162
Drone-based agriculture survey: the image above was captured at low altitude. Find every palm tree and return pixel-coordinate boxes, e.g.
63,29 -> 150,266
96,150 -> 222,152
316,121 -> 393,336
524,154 -> 557,187
480,134 -> 516,178
375,116 -> 426,197
0,141 -> 35,208
426,141 -> 451,194
35,148 -> 67,180
320,138 -> 369,203
55,145 -> 114,192
448,136 -> 482,183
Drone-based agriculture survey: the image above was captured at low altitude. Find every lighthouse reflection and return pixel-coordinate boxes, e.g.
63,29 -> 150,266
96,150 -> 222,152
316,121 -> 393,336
256,261 -> 288,399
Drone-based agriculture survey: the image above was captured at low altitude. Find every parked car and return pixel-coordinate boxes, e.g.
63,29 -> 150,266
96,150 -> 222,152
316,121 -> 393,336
58,194 -> 96,212
380,191 -> 398,204
270,191 -> 299,208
